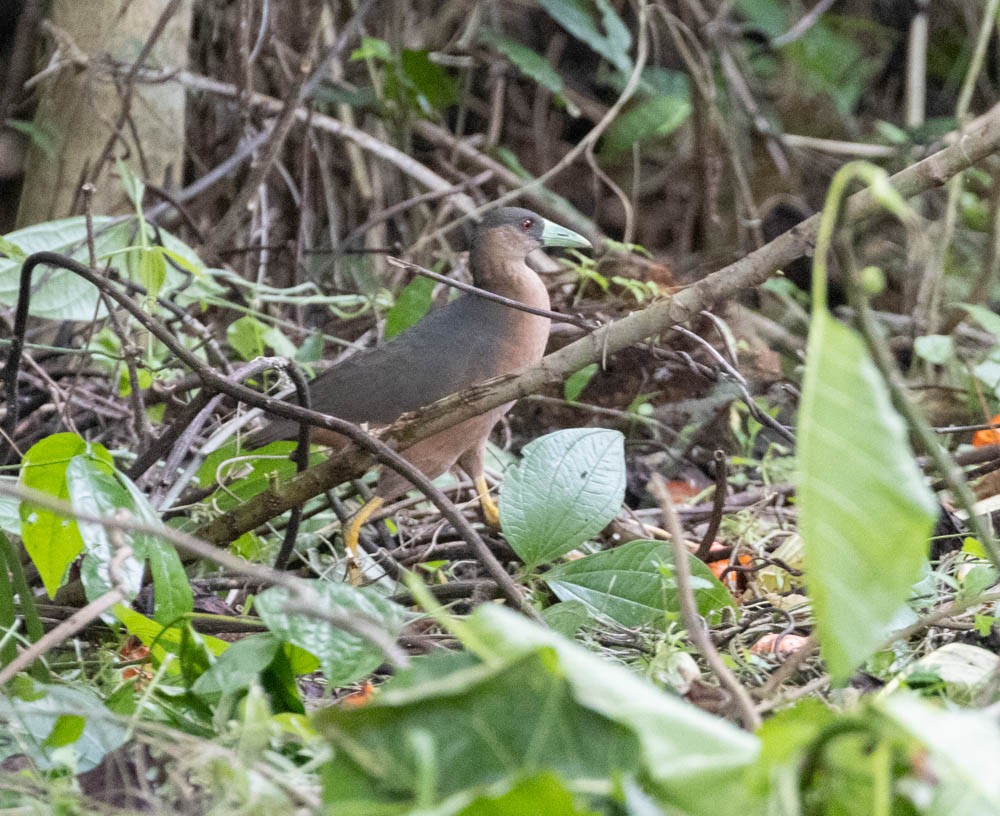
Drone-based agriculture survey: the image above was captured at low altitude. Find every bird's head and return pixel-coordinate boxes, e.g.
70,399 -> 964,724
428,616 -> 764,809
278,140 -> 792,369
470,207 -> 592,287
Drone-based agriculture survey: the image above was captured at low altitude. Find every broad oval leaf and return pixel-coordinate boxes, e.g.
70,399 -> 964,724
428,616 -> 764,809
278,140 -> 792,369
797,312 -> 936,682
537,0 -> 632,75
19,433 -> 111,597
544,538 -> 735,627
256,581 -> 404,687
499,429 -> 626,568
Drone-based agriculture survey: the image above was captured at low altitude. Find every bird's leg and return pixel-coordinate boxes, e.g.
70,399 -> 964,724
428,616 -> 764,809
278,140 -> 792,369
458,443 -> 502,529
343,496 -> 385,584
474,474 -> 501,528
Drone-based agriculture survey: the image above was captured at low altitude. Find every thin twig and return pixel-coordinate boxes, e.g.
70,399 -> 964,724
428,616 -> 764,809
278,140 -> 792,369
696,450 -> 728,559
649,473 -> 761,731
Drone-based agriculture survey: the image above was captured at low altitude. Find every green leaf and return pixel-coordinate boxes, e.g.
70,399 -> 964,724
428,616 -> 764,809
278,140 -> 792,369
537,0 -> 632,75
400,49 -> 458,112
500,429 -> 626,568
958,302 -> 1000,339
115,157 -> 145,208
19,434 -> 112,597
203,440 -> 321,512
65,457 -> 147,607
384,274 -> 435,338
797,311 -> 936,681
318,650 -> 642,808
479,31 -> 580,116
139,246 -> 168,300
113,605 -> 227,670
0,476 -> 20,535
227,314 -> 268,360
889,643 -> 1000,705
544,539 -> 735,627
42,714 -> 85,748
255,581 -> 404,686
63,457 -> 191,623
351,36 -> 391,61
912,334 -> 955,365
451,772 -> 595,815
118,474 -> 192,623
541,600 -> 591,636
601,95 -> 692,159
883,693 -> 1000,812
192,634 -> 281,697
0,683 -> 128,772
0,235 -> 26,261
563,363 -> 598,402
315,605 -> 758,814
296,331 -> 325,363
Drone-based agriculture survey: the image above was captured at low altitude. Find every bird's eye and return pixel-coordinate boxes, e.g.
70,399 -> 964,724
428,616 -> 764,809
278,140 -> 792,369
521,218 -> 534,232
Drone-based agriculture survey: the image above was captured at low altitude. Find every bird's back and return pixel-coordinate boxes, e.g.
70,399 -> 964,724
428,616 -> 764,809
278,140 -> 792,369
250,295 -> 536,445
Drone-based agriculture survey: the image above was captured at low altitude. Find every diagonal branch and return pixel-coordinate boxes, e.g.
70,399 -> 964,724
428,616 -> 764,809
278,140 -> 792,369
193,101 -> 1000,546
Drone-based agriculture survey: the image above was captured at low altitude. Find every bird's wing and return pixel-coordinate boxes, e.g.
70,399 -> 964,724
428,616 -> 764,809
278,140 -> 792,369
250,296 -> 510,445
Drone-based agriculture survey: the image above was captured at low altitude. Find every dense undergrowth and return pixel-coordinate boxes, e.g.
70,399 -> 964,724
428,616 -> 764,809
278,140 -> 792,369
2,0 -> 1000,813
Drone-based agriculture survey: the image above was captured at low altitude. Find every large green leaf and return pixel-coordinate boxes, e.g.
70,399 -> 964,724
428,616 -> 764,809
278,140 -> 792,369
448,771 -> 597,816
18,433 -> 111,597
384,274 -> 435,338
113,605 -> 228,672
65,456 -> 147,606
499,429 -> 626,568
478,30 -> 580,116
315,605 -> 757,815
318,650 -> 641,811
797,311 -> 936,681
255,581 -> 404,687
543,538 -> 735,627
118,474 -> 193,623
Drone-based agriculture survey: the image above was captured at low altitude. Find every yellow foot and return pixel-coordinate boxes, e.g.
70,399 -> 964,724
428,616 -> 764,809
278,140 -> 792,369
475,475 -> 501,528
343,496 -> 385,584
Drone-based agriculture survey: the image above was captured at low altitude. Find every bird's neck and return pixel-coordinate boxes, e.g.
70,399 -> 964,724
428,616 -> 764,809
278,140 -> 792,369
470,244 -> 551,310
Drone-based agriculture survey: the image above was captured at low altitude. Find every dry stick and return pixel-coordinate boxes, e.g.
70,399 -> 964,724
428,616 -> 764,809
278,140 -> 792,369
695,449 -> 728,560
0,480 -> 408,670
6,253 -> 534,618
202,31 -> 318,257
168,70 -> 478,216
649,473 -> 761,731
195,100 -> 1000,547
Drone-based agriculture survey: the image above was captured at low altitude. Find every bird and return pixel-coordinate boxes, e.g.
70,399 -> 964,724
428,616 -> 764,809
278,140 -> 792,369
248,206 -> 592,564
